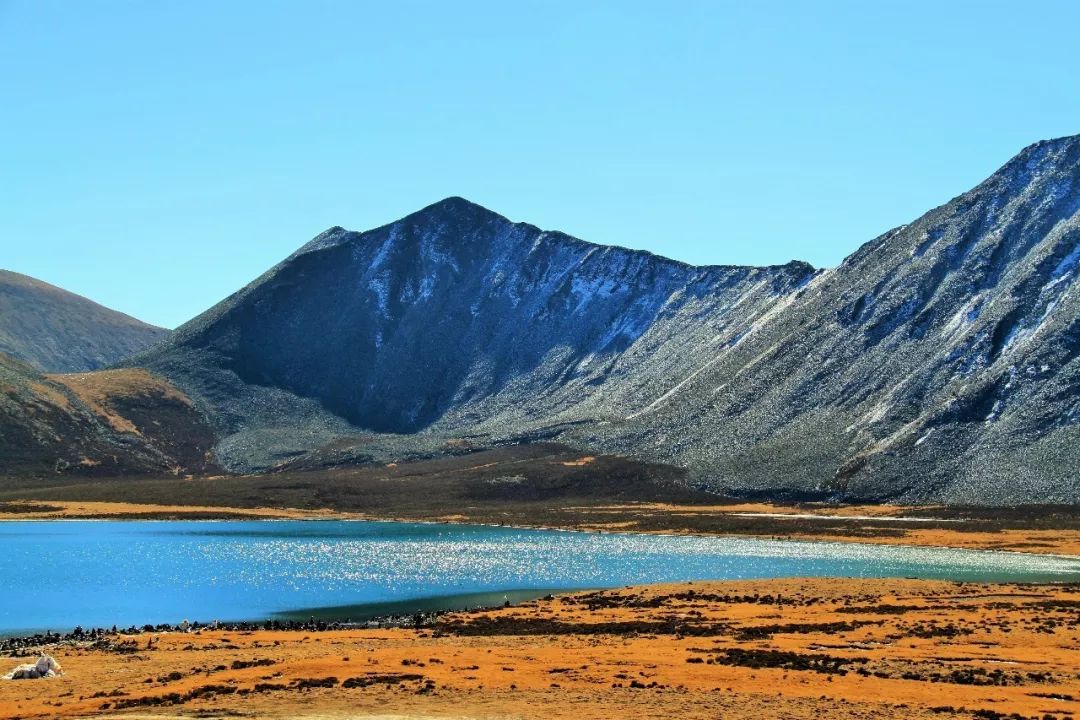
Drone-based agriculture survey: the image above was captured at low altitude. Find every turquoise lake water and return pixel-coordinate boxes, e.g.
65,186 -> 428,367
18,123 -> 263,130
2,520 -> 1079,635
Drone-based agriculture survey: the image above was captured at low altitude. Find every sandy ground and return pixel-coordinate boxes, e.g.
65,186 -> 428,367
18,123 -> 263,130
0,500 -> 351,521
569,502 -> 1080,556
1,578 -> 1078,719
3,498 -> 1079,557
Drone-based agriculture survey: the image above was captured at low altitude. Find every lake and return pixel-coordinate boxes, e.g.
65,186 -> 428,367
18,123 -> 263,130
2,519 -> 1079,635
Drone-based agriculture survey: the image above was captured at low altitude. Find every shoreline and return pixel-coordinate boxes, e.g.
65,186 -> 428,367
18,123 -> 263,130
2,506 -> 1077,648
0,588 -> 576,644
2,498 -> 1079,559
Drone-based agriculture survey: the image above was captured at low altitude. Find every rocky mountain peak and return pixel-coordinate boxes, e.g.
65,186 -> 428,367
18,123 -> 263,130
124,135 -> 1080,504
411,195 -> 502,219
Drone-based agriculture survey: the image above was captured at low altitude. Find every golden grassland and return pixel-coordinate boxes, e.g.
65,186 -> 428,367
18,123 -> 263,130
1,578 -> 1078,720
48,369 -> 191,435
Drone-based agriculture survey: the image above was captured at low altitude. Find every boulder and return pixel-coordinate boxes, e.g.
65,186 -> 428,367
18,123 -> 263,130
3,654 -> 62,680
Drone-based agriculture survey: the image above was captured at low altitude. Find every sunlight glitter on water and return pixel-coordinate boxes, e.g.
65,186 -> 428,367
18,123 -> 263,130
0,520 -> 1077,634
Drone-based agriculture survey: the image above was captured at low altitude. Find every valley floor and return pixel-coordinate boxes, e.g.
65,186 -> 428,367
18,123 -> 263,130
3,443 -> 1080,555
1,578 -> 1078,720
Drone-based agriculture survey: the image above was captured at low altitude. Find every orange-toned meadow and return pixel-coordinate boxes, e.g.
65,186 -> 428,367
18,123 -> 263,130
2,578 -> 1078,720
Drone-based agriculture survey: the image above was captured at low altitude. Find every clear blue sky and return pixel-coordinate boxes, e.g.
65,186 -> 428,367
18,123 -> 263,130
2,0 -> 1078,328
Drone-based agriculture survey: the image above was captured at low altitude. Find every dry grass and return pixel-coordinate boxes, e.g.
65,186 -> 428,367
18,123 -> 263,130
26,381 -> 71,411
560,456 -> 596,467
48,369 -> 191,435
2,578 -> 1078,719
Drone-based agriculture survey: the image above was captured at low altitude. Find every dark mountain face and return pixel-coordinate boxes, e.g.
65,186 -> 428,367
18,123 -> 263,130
0,270 -> 168,372
135,197 -> 815,470
133,136 -> 1080,504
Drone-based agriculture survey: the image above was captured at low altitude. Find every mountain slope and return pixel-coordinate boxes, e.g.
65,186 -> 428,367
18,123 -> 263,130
0,353 -> 219,479
133,197 -> 815,471
574,135 -> 1080,504
0,270 -> 168,372
132,135 -> 1080,504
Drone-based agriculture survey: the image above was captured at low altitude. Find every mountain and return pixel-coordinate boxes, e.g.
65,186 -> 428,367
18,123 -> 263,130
0,352 -> 218,479
0,270 -> 168,372
131,197 -> 815,472
128,135 -> 1080,504
576,136 -> 1080,504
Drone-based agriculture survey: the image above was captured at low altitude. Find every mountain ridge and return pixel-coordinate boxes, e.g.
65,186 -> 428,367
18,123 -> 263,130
134,196 -> 818,469
11,134 -> 1079,505
0,269 -> 168,372
569,133 -> 1080,503
291,196 -> 817,274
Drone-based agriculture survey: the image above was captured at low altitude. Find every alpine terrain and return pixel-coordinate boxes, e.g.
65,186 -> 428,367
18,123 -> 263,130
121,136 -> 1080,505
0,352 -> 218,478
0,269 -> 168,372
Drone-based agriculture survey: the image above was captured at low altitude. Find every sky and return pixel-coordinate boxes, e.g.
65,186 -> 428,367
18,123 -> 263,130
2,1 -> 1079,329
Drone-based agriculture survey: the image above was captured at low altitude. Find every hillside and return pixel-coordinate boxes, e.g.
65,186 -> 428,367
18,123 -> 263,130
132,197 -> 815,472
576,136 -> 1080,504
0,353 -> 218,479
0,270 -> 168,372
111,136 -> 1080,503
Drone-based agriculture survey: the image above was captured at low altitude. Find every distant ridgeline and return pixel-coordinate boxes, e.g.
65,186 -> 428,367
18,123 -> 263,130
5,136 -> 1080,505
0,270 -> 167,372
